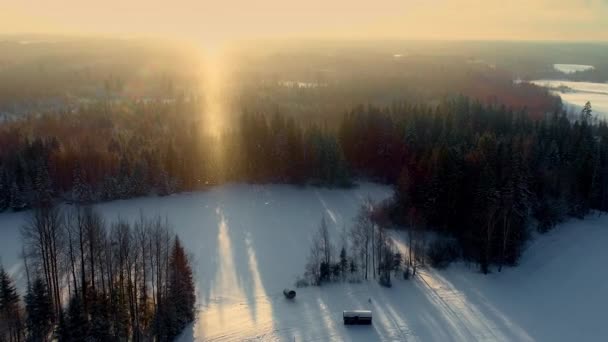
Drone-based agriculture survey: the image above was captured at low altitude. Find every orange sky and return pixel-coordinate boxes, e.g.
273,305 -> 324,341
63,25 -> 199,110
1,0 -> 607,42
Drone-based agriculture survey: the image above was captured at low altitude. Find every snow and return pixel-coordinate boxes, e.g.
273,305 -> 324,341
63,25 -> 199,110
0,211 -> 29,279
553,64 -> 595,74
1,183 -> 608,341
531,79 -> 608,118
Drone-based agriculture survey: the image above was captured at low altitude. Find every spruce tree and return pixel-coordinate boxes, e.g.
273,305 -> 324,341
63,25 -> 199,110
9,182 -> 26,211
0,267 -> 23,342
56,309 -> 70,342
0,169 -> 9,211
581,101 -> 592,120
25,278 -> 53,342
88,293 -> 111,342
71,166 -> 91,204
339,247 -> 348,279
167,238 -> 196,336
66,295 -> 89,341
33,162 -> 53,207
154,237 -> 196,340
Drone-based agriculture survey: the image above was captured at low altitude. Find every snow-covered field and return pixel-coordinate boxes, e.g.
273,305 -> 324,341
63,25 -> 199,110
553,64 -> 595,74
531,79 -> 608,118
1,183 -> 608,341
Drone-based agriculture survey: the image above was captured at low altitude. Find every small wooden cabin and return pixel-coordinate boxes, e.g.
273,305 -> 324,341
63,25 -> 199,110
343,310 -> 372,325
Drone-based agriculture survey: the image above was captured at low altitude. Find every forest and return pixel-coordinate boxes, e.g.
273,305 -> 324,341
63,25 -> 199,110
296,98 -> 608,289
0,206 -> 196,341
2,37 -> 608,341
1,95 -> 607,274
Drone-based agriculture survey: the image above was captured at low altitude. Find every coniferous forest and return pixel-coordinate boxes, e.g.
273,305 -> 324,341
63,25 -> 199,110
1,38 -> 608,341
1,97 -> 607,273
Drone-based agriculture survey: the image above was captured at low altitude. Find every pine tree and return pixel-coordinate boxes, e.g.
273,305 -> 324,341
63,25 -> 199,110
88,293 -> 111,342
166,238 -> 196,337
349,259 -> 357,275
117,154 -> 133,199
307,129 -> 350,187
102,176 -> 119,201
339,247 -> 348,279
0,267 -> 23,342
33,162 -> 53,207
0,169 -> 9,212
158,170 -> 177,196
56,309 -> 70,342
109,289 -> 129,340
153,298 -> 177,341
65,294 -> 89,341
9,182 -> 26,211
581,101 -> 592,120
71,166 -> 91,204
25,278 -> 53,342
132,161 -> 150,196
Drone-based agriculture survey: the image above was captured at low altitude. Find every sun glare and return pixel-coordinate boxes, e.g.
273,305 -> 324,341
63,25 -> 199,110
200,42 -> 226,138
199,40 -> 231,182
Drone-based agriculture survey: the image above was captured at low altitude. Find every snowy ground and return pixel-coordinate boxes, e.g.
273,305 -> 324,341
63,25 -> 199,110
1,183 -> 608,341
553,64 -> 595,74
531,79 -> 608,118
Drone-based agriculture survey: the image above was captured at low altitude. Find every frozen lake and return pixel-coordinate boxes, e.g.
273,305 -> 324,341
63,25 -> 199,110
531,79 -> 608,118
553,64 -> 595,74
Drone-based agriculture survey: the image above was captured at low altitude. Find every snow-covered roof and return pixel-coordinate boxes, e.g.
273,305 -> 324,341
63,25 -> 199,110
343,310 -> 372,318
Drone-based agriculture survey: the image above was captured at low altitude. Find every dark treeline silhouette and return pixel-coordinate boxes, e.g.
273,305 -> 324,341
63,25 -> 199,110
302,99 -> 606,282
0,97 -> 352,210
0,206 -> 195,341
340,100 -> 608,272
1,97 -> 608,273
346,100 -> 607,273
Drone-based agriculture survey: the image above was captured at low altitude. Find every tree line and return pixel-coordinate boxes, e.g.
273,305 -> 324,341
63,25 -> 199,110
0,97 -> 352,211
0,206 -> 195,341
341,100 -> 607,273
2,97 -> 608,273
302,99 -> 608,276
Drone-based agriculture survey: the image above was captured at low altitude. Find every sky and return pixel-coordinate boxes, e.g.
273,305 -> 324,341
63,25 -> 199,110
1,0 -> 607,43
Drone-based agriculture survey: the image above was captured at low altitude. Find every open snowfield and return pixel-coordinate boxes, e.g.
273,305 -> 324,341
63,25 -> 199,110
553,64 -> 595,74
1,183 -> 608,341
531,79 -> 608,118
